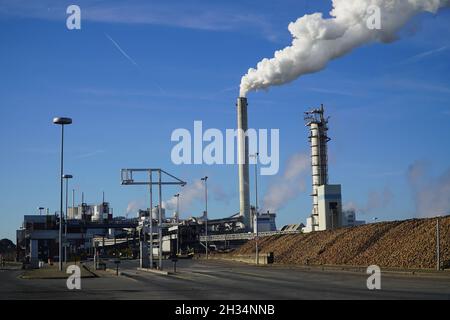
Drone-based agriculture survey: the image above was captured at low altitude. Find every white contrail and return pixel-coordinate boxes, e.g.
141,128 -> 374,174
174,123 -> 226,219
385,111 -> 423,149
105,33 -> 139,67
240,0 -> 450,97
403,45 -> 450,64
104,33 -> 166,93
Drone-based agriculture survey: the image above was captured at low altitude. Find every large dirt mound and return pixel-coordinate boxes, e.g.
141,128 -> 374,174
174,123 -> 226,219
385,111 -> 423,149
232,217 -> 450,269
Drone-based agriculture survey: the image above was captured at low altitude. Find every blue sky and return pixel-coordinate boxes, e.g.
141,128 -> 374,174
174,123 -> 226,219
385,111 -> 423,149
1,0 -> 450,241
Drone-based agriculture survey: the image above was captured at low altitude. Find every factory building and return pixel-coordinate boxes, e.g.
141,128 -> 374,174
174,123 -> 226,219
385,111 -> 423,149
342,209 -> 366,227
250,208 -> 277,233
316,184 -> 343,231
67,202 -> 112,222
16,205 -> 139,268
137,206 -> 166,221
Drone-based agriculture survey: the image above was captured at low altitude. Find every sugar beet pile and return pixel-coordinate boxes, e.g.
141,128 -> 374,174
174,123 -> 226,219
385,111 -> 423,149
231,217 -> 450,269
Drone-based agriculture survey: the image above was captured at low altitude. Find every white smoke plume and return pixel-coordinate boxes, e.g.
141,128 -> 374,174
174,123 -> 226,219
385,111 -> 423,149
263,152 -> 310,212
126,199 -> 145,216
163,180 -> 205,215
408,161 -> 450,217
344,186 -> 393,214
240,0 -> 449,97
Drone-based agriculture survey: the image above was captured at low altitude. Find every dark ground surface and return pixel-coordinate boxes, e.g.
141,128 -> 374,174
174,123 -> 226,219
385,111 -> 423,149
0,259 -> 449,300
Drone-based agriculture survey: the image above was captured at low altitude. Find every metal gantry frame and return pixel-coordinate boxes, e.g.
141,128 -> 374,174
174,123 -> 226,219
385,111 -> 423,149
121,169 -> 186,270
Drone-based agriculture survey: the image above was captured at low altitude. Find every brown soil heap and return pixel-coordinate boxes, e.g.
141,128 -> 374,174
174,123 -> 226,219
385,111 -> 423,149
232,216 -> 450,269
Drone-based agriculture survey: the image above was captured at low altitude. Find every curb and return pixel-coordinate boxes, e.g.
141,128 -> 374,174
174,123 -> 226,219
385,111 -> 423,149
205,257 -> 450,279
137,267 -> 172,276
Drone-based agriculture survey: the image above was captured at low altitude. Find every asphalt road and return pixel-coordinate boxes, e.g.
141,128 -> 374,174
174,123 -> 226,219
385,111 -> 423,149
1,259 -> 449,300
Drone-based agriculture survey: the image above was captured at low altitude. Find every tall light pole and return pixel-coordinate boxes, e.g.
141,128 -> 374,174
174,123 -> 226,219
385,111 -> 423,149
38,207 -> 45,216
63,174 -> 73,264
149,171 -> 153,269
201,176 -> 208,259
174,193 -> 180,255
158,170 -> 163,269
437,215 -> 441,271
53,117 -> 72,271
72,189 -> 75,215
250,153 -> 259,265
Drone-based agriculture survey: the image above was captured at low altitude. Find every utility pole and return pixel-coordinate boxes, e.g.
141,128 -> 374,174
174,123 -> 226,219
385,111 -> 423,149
63,174 -> 73,264
174,193 -> 180,255
437,216 -> 441,271
201,176 -> 208,259
158,170 -> 163,270
250,153 -> 259,265
53,117 -> 72,271
149,171 -> 153,269
255,153 -> 259,265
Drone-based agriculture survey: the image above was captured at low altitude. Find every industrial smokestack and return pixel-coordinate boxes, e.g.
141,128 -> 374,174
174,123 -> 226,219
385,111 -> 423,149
237,97 -> 250,229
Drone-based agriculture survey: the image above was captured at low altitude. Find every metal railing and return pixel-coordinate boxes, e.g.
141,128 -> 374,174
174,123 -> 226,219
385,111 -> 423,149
199,230 -> 301,242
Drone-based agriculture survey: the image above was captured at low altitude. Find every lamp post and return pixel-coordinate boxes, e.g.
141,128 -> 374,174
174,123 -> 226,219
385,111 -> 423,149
201,176 -> 208,259
53,117 -> 72,271
149,171 -> 153,269
250,153 -> 259,265
174,193 -> 180,255
38,207 -> 45,216
437,215 -> 441,271
63,174 -> 73,263
250,152 -> 259,265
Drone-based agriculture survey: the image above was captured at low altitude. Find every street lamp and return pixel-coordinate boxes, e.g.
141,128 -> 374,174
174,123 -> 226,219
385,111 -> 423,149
174,193 -> 180,223
38,207 -> 45,216
174,193 -> 180,255
63,174 -> 73,263
53,117 -> 72,271
436,215 -> 441,271
201,176 -> 208,259
250,153 -> 259,265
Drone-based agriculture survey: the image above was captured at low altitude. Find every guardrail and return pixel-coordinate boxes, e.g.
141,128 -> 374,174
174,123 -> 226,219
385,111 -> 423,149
199,230 -> 301,242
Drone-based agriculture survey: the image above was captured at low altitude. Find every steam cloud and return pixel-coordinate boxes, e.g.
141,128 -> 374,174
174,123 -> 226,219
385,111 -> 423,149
126,199 -> 145,216
240,0 -> 449,97
408,161 -> 450,217
263,153 -> 310,212
163,180 -> 205,215
344,186 -> 393,214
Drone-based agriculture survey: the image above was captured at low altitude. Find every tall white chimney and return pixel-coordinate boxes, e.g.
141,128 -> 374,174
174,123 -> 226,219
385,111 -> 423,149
237,97 -> 250,229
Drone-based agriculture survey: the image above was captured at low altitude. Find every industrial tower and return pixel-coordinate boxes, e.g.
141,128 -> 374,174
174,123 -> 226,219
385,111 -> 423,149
304,105 -> 342,232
